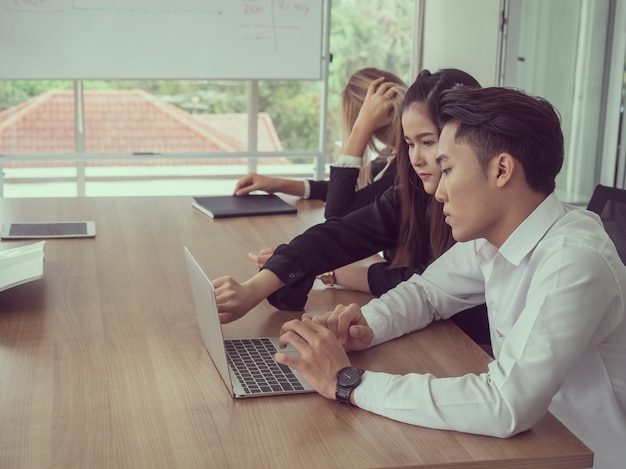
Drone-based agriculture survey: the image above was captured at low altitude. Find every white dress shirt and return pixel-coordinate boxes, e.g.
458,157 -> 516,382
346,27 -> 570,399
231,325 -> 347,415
355,193 -> 626,469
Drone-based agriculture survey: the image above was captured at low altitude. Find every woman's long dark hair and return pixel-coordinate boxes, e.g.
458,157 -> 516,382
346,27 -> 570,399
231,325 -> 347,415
391,69 -> 480,269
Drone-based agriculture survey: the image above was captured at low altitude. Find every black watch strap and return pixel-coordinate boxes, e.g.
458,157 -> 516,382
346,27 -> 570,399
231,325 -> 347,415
335,366 -> 364,406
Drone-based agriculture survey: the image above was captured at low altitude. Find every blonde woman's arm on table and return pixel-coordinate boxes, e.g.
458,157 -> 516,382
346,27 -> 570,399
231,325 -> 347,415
234,173 -> 306,197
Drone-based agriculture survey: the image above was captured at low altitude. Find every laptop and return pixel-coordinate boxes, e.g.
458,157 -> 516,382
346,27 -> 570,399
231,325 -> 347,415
184,247 -> 314,398
192,194 -> 297,219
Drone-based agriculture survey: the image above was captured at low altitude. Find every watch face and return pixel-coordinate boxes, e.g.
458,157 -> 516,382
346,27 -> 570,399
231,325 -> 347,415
320,271 -> 335,285
338,367 -> 362,387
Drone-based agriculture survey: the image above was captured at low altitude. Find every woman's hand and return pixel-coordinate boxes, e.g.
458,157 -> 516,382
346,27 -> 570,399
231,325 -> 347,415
234,173 -> 282,196
352,77 -> 400,137
248,246 -> 276,269
341,77 -> 400,158
213,270 -> 284,324
233,173 -> 305,197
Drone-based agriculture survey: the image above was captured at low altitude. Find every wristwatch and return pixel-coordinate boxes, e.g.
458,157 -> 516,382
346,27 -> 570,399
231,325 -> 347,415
335,366 -> 364,406
319,270 -> 336,286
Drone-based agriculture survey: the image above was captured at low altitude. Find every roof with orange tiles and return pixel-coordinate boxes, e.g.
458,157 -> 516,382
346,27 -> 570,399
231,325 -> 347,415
0,89 -> 288,165
192,112 -> 283,153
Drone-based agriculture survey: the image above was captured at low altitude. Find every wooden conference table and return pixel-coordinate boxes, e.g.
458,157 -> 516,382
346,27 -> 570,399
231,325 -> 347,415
0,196 -> 593,469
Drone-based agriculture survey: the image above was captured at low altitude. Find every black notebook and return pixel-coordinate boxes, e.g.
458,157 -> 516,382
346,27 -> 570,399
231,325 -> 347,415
192,195 -> 297,219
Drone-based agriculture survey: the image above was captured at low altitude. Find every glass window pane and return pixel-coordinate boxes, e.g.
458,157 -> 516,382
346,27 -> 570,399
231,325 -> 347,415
0,0 -> 414,197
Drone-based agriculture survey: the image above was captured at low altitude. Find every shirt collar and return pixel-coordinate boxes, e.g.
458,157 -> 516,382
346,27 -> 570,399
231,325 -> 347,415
476,192 -> 563,266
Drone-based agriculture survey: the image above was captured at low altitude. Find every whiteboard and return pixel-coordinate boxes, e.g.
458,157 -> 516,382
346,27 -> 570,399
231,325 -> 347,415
0,0 -> 324,80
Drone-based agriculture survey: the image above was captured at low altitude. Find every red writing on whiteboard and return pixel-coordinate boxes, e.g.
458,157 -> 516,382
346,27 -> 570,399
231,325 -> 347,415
277,1 -> 310,15
244,4 -> 263,15
11,0 -> 53,6
5,0 -> 64,13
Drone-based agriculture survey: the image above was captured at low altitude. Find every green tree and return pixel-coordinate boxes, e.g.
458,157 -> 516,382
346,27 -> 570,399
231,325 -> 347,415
323,0 -> 413,159
259,80 -> 320,152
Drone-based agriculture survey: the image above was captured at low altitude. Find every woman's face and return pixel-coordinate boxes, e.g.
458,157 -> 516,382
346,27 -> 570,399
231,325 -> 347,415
401,103 -> 441,195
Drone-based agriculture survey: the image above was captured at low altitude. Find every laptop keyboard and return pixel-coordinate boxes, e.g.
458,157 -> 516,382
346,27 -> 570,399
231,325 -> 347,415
225,338 -> 306,394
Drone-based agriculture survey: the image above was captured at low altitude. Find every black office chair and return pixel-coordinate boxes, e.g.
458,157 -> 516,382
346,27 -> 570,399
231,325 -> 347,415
587,184 -> 626,265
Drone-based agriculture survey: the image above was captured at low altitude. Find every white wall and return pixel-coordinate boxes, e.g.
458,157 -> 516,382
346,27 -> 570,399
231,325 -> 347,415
420,0 -> 501,87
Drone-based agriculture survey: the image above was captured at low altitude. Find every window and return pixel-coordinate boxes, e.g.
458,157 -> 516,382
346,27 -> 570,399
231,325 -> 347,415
0,0 -> 413,197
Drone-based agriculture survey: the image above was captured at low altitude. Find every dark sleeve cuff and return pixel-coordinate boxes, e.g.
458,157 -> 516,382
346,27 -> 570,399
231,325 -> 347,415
307,180 -> 328,201
323,166 -> 360,218
367,262 -> 425,297
266,286 -> 309,311
262,244 -> 318,311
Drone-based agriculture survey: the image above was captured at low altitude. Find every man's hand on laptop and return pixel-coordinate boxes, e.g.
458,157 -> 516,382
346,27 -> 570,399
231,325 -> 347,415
308,304 -> 374,352
275,314 -> 352,400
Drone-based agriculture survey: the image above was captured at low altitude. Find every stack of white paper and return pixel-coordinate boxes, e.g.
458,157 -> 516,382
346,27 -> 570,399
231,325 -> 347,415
0,241 -> 45,293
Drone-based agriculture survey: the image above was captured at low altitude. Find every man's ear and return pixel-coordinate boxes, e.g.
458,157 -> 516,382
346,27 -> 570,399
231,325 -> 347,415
493,152 -> 515,188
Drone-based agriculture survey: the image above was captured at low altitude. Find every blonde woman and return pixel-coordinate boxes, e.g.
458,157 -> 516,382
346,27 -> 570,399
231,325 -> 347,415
233,67 -> 407,219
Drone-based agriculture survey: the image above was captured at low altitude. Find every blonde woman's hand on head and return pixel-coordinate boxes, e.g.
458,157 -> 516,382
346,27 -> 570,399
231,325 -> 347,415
342,77 -> 401,160
353,77 -> 400,136
248,246 -> 276,269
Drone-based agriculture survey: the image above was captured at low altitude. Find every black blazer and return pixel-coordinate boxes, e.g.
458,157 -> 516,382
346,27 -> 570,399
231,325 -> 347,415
262,185 -> 430,311
307,158 -> 397,219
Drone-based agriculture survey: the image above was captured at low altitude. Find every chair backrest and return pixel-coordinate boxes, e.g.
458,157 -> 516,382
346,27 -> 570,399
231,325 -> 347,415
587,184 -> 626,265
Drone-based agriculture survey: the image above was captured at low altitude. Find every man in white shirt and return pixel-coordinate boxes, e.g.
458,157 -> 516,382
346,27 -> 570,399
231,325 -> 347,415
275,86 -> 626,469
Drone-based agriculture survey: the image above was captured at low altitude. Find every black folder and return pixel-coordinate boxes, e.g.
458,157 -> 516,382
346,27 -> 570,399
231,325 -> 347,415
192,195 -> 297,219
